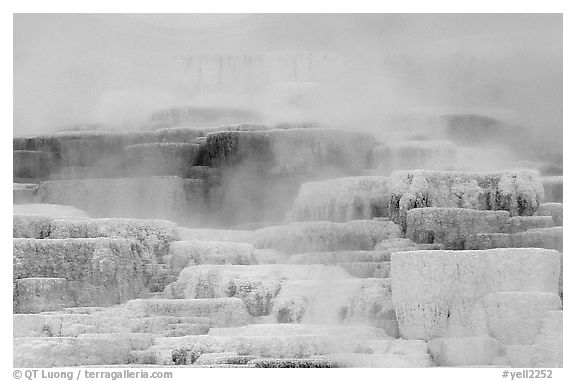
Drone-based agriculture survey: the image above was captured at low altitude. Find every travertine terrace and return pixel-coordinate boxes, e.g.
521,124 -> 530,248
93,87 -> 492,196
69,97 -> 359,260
13,13 -> 563,370
13,122 -> 563,368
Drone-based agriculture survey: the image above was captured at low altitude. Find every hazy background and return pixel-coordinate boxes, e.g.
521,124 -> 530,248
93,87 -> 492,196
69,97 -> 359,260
14,14 -> 562,146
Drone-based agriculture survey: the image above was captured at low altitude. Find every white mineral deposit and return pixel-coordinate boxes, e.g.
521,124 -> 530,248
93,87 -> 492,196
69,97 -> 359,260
12,13 -> 563,371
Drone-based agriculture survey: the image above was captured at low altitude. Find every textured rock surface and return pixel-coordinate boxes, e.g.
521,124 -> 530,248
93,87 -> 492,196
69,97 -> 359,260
13,310 -> 210,338
164,264 -> 351,317
13,278 -> 75,313
204,128 -> 374,174
14,336 -> 135,367
389,170 -> 545,229
13,238 -> 147,306
271,278 -> 396,334
248,358 -> 332,368
194,352 -> 256,366
168,241 -> 256,274
13,216 -> 179,285
465,227 -> 563,251
13,127 -> 266,156
145,323 -> 392,365
500,216 -> 555,233
290,176 -> 390,222
374,238 -> 425,251
148,335 -> 332,363
535,202 -> 563,226
49,218 -> 179,262
123,298 -> 252,327
391,248 -> 561,340
13,217 -> 178,293
13,128 -> 380,227
14,134 -> 62,152
11,123 -> 563,368
254,220 -> 403,254
13,215 -> 55,239
406,208 -> 510,249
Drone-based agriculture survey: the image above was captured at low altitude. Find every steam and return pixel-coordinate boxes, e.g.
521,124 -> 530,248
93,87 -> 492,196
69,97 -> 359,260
12,15 -> 564,348
14,14 -> 562,141
14,14 -> 562,223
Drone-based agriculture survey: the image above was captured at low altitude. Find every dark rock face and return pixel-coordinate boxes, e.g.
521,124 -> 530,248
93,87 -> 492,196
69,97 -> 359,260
201,128 -> 374,173
13,135 -> 62,152
405,208 -> 511,250
13,127 -> 375,227
198,128 -> 375,225
12,127 -> 261,182
201,131 -> 275,168
14,151 -> 57,180
124,143 -> 201,177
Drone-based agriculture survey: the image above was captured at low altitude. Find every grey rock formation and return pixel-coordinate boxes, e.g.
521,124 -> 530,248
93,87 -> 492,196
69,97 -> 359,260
389,170 -> 545,229
405,208 -> 510,249
535,202 -> 563,226
13,238 -> 147,306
